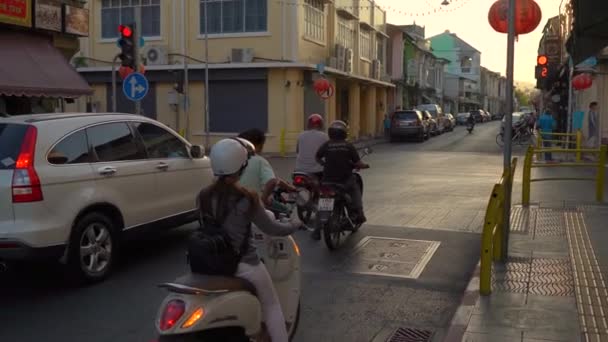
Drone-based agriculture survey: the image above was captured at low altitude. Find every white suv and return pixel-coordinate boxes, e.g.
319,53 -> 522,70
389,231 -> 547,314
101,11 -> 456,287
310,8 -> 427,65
0,113 -> 213,282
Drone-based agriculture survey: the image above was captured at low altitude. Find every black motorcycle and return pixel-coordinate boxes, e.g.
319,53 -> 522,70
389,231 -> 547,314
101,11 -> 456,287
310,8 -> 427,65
316,148 -> 371,250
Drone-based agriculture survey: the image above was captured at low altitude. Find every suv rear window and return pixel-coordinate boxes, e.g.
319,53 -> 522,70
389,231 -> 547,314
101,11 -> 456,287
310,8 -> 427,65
0,123 -> 28,170
393,111 -> 418,120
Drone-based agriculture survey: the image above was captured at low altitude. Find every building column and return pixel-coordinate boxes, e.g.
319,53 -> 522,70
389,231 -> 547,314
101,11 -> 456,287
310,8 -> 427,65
363,86 -> 376,137
327,77 -> 338,124
348,82 -> 361,139
376,87 -> 388,135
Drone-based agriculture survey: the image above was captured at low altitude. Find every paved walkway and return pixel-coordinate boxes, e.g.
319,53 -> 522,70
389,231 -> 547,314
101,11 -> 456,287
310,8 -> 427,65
446,202 -> 608,342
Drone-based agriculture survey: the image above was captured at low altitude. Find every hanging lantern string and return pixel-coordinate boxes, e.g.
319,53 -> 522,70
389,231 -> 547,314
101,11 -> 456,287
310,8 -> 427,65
273,0 -> 471,17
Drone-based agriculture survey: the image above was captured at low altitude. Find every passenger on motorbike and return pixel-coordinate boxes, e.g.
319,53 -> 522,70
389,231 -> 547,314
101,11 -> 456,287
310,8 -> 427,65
313,120 -> 369,240
467,113 -> 476,127
237,128 -> 296,209
200,138 -> 302,342
295,114 -> 329,181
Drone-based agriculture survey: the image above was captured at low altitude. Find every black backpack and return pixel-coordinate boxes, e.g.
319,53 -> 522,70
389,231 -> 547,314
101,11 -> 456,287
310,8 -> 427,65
187,214 -> 251,276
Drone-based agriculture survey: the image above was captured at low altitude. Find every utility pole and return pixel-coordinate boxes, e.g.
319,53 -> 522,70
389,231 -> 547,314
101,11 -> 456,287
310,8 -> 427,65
111,54 -> 120,112
134,6 -> 142,115
203,0 -> 211,150
501,0 -> 516,262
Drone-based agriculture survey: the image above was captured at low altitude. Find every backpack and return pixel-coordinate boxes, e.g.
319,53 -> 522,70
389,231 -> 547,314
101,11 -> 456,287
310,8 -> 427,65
187,213 -> 251,276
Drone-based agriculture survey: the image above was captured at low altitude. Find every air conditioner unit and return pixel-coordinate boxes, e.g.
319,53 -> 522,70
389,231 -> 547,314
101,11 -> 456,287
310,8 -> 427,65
327,57 -> 338,69
335,44 -> 345,71
344,48 -> 354,73
231,48 -> 254,63
144,45 -> 168,65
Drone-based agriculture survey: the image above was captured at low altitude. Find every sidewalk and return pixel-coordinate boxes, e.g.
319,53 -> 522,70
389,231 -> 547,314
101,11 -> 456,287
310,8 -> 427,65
445,202 -> 608,342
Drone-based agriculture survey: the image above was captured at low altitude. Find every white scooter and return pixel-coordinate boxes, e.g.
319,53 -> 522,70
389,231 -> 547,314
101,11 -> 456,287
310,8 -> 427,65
153,194 -> 302,341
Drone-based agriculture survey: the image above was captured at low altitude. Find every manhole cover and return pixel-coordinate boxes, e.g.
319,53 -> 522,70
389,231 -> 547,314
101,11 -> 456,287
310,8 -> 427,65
345,237 -> 440,279
387,327 -> 433,342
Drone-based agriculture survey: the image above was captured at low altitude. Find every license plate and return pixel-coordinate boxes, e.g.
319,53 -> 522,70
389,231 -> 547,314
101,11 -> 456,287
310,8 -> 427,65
318,198 -> 335,211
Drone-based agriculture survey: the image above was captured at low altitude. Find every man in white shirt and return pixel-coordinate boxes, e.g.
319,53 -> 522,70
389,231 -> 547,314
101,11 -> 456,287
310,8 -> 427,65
295,114 -> 329,179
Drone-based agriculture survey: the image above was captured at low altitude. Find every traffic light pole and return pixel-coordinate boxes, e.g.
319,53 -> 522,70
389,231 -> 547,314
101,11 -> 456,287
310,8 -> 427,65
111,54 -> 120,112
134,6 -> 142,115
501,0 -> 516,262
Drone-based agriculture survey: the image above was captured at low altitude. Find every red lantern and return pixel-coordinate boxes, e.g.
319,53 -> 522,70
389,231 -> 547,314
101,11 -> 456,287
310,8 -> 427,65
572,73 -> 593,91
488,0 -> 542,35
313,78 -> 330,94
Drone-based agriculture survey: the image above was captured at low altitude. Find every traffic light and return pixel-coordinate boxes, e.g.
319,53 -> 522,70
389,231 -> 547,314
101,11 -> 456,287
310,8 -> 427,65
118,24 -> 136,69
535,54 -> 550,89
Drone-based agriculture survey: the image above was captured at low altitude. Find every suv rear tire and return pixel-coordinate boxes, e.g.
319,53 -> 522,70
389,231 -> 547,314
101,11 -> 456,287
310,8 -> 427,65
67,212 -> 118,284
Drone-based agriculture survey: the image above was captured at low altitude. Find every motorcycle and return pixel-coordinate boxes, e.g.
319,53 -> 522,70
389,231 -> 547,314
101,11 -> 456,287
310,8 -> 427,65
291,172 -> 320,226
316,148 -> 371,250
467,122 -> 474,134
154,189 -> 302,341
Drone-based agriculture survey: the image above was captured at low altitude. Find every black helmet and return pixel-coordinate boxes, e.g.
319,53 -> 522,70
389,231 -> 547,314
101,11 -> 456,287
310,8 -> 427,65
328,120 -> 348,140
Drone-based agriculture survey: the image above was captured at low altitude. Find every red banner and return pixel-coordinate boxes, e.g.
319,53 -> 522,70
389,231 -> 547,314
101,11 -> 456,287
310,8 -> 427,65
0,0 -> 32,27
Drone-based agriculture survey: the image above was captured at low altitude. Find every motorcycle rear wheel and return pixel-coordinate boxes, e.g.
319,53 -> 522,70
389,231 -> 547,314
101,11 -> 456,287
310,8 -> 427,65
323,208 -> 344,251
156,327 -> 248,342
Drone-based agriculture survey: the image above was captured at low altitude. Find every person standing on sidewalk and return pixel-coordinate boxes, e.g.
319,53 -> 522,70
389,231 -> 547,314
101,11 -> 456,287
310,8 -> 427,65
588,102 -> 600,149
383,114 -> 391,138
538,109 -> 556,162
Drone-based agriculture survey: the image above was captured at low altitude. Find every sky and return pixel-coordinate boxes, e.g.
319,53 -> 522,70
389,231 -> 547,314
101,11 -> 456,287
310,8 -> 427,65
375,0 -> 561,84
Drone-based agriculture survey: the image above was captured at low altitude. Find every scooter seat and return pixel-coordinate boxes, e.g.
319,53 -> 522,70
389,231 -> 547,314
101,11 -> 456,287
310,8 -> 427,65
167,273 -> 257,295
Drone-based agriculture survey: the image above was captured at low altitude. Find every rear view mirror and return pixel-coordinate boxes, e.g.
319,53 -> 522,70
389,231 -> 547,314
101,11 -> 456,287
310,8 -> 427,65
190,145 -> 205,159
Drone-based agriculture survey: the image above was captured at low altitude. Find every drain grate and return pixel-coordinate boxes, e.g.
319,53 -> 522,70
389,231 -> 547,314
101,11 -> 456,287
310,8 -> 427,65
387,327 -> 433,342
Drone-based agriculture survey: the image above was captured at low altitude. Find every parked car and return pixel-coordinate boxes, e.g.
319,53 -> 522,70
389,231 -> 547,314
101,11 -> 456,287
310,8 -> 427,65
0,113 -> 213,283
491,112 -> 502,120
389,110 -> 429,142
469,110 -> 484,123
445,113 -> 456,131
417,104 -> 448,133
422,111 -> 439,136
482,111 -> 492,121
456,112 -> 470,125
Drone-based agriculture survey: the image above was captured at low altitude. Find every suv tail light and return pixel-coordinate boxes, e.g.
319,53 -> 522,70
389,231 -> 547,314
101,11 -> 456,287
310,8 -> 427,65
12,126 -> 43,203
159,299 -> 186,331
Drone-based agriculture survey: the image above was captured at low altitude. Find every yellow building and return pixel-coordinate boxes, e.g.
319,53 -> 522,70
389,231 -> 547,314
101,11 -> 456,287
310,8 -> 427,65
68,0 -> 393,152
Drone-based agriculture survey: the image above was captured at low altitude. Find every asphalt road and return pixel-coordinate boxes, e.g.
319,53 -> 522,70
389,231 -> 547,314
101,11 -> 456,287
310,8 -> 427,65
0,121 -> 509,342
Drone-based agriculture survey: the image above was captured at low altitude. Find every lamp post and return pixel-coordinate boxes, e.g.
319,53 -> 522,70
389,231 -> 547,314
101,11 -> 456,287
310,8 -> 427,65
203,0 -> 210,150
501,0 -> 516,262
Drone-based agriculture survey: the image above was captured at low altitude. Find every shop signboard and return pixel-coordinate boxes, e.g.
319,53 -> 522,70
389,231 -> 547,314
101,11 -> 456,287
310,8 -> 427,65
34,0 -> 61,32
0,0 -> 32,28
64,4 -> 88,37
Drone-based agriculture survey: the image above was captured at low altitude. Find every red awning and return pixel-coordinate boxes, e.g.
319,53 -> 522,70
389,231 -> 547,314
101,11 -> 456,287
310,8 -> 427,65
0,31 -> 92,98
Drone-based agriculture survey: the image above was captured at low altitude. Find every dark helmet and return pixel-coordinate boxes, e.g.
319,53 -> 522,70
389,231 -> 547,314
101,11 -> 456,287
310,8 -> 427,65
307,113 -> 324,129
328,120 -> 348,140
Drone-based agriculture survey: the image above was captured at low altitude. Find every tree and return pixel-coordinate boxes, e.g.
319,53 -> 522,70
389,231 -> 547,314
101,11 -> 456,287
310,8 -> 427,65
515,87 -> 530,106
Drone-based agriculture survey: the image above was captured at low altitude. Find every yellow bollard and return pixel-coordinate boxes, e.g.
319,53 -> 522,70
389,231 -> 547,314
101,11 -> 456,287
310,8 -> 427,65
279,128 -> 286,157
597,145 -> 607,202
576,130 -> 582,162
480,184 -> 501,296
493,187 -> 505,262
536,134 -> 543,160
522,146 -> 533,206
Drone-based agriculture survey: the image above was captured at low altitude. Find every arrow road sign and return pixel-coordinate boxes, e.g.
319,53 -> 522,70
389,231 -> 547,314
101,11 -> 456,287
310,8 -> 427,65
122,72 -> 149,101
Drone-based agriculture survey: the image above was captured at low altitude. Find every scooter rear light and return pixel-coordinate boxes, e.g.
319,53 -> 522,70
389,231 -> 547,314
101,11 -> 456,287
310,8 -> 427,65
181,307 -> 205,328
319,186 -> 335,196
294,175 -> 306,185
160,299 -> 186,331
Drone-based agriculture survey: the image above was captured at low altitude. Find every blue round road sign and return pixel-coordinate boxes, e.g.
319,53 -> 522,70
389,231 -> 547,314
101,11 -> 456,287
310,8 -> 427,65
122,72 -> 149,101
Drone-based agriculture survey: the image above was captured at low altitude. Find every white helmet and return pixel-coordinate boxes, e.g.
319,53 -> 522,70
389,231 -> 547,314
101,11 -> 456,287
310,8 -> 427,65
234,137 -> 256,157
209,138 -> 249,176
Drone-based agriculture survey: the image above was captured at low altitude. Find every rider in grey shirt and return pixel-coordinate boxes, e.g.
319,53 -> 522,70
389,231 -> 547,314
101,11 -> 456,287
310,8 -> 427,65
295,114 -> 329,176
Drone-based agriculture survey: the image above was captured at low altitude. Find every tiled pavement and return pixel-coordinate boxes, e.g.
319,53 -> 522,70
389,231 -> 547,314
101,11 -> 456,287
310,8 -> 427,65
446,203 -> 608,342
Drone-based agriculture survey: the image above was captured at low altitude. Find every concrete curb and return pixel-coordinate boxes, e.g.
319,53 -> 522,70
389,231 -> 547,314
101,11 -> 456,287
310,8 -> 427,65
442,262 -> 481,342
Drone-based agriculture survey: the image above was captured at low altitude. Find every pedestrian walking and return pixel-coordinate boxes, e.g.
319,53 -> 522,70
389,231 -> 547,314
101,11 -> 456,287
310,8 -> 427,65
538,109 -> 556,162
588,102 -> 599,149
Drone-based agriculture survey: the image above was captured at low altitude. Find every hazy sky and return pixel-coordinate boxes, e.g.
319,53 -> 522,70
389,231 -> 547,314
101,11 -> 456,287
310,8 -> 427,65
376,0 -> 560,84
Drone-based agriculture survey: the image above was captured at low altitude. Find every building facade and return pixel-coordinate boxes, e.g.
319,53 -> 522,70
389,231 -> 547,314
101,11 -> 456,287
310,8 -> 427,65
429,30 -> 481,114
0,0 -> 91,115
480,67 -> 505,115
386,24 -> 447,112
69,0 -> 393,152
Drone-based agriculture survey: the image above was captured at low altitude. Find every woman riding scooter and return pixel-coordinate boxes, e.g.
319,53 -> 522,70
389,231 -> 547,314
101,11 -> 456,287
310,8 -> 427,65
199,138 -> 302,341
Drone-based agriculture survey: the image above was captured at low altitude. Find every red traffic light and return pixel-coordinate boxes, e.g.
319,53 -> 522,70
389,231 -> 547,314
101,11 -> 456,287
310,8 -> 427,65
537,55 -> 548,65
119,25 -> 133,38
